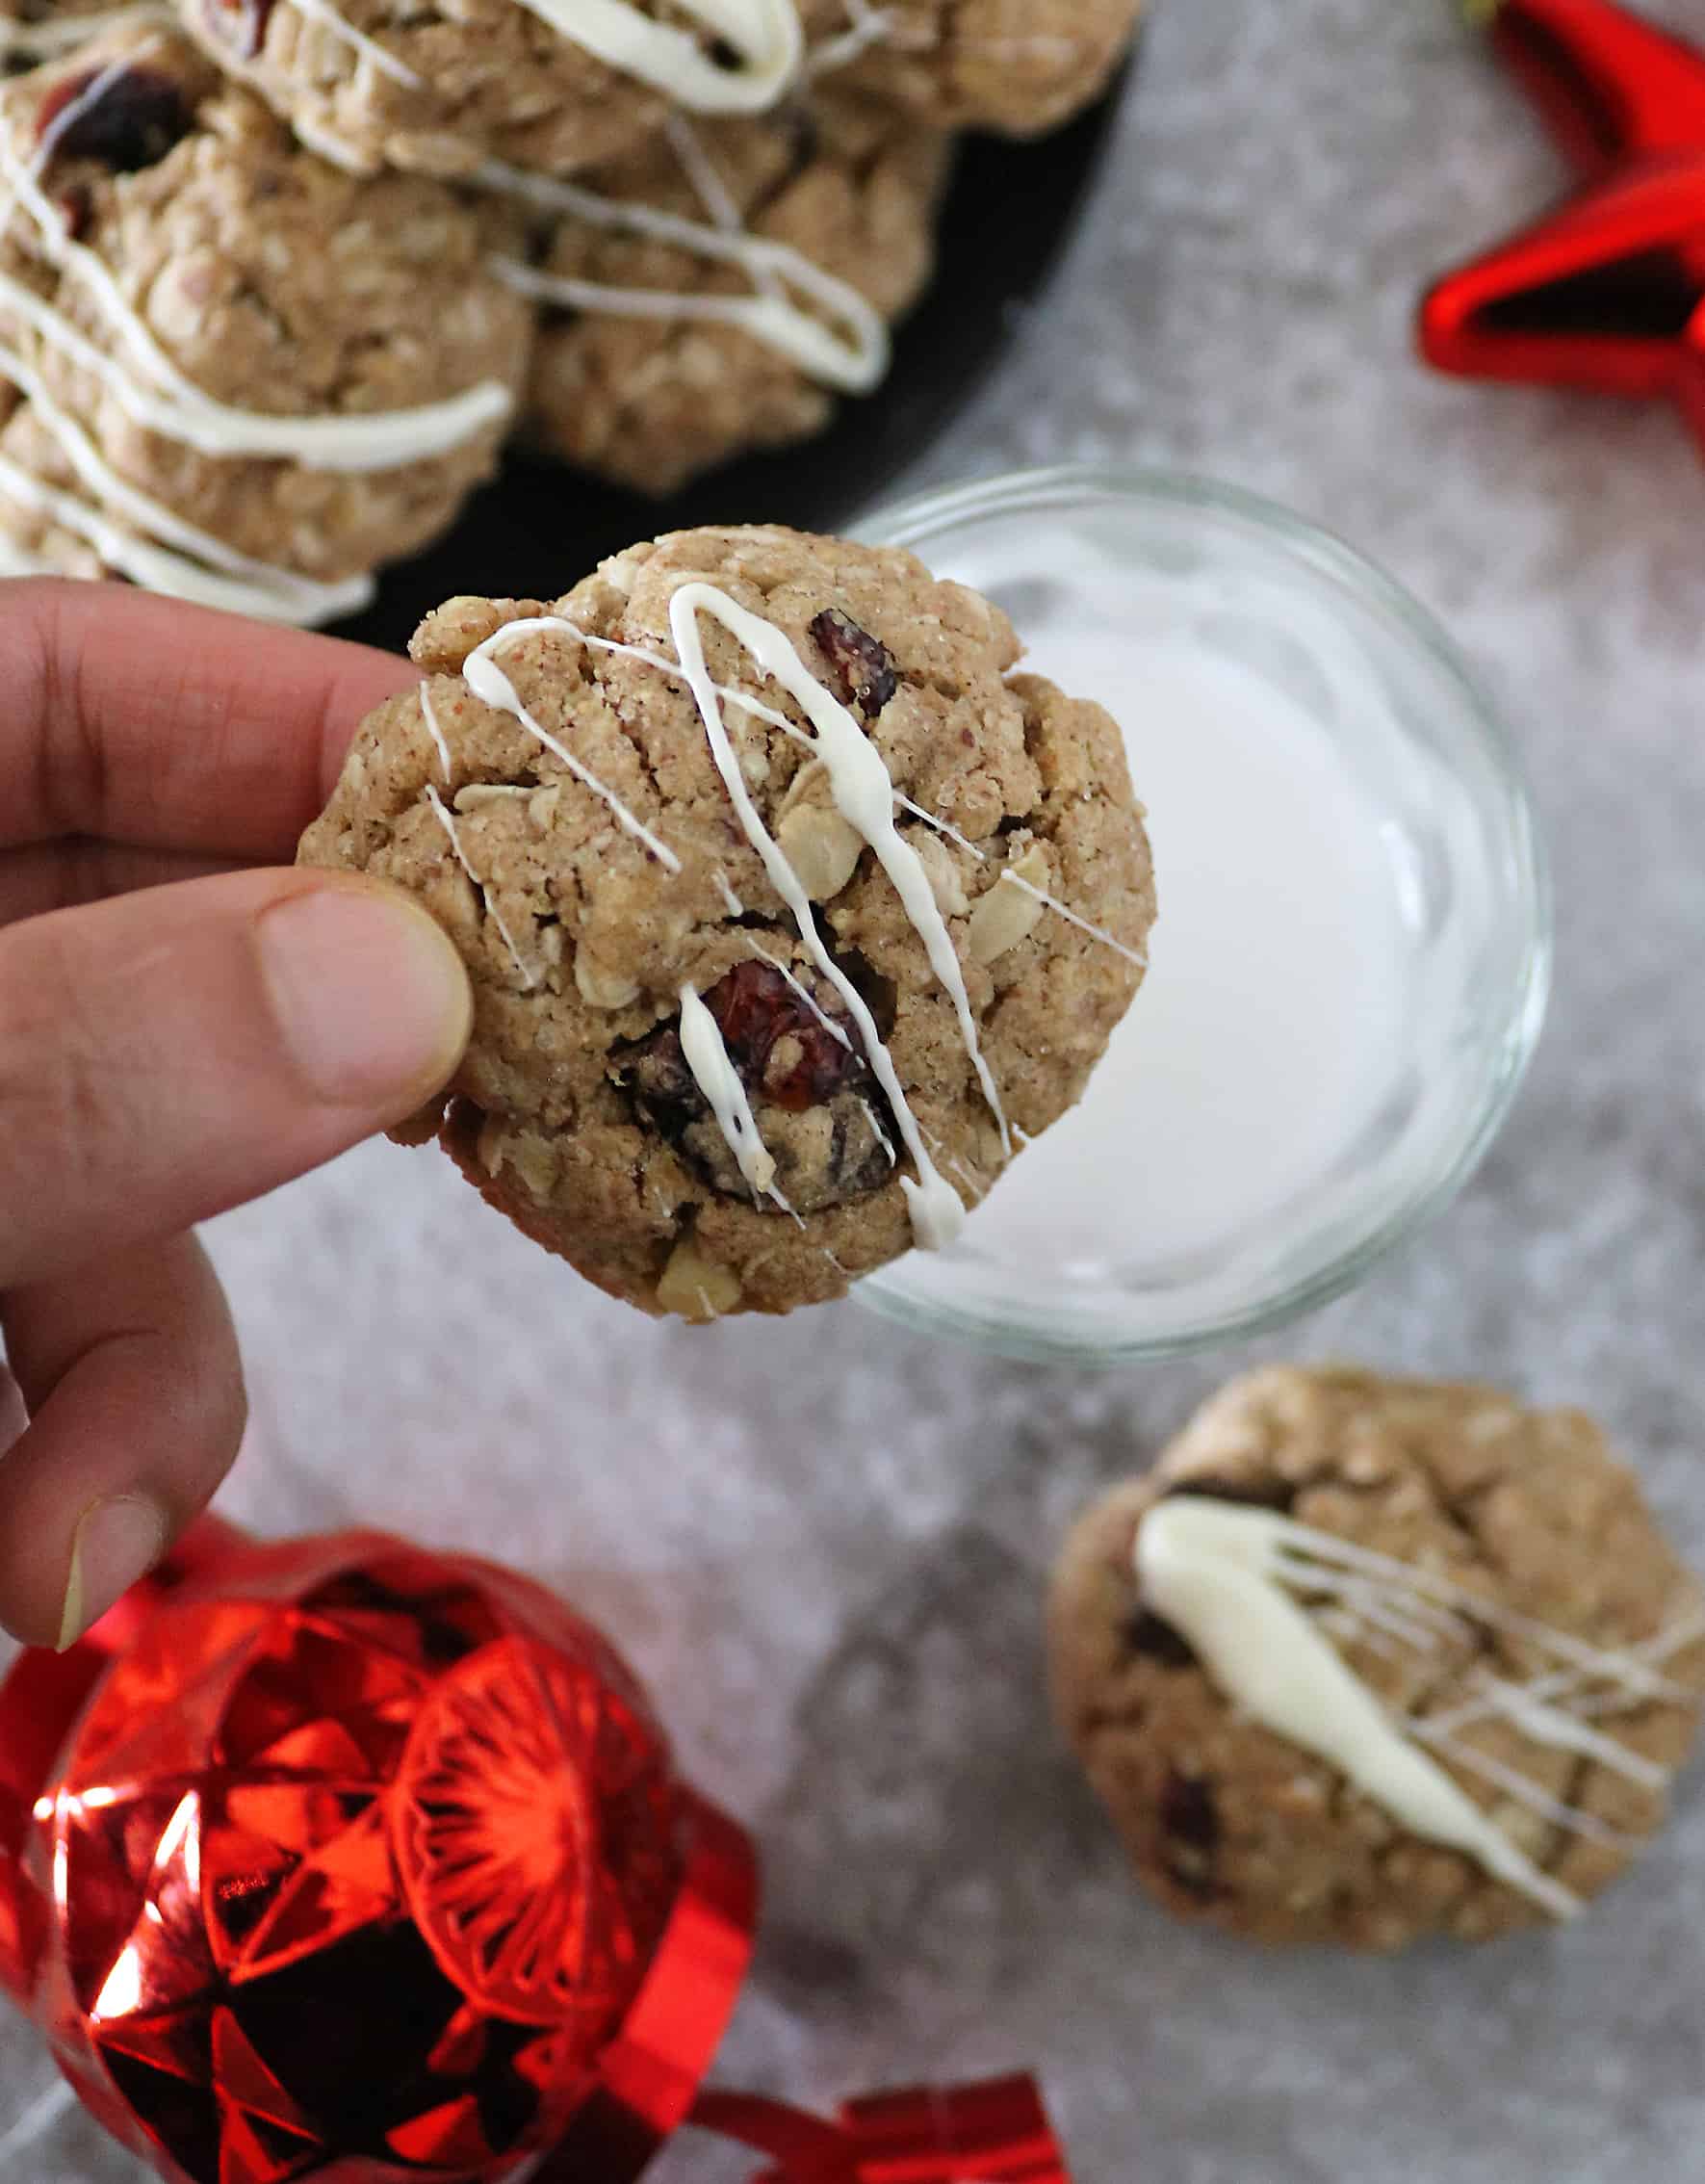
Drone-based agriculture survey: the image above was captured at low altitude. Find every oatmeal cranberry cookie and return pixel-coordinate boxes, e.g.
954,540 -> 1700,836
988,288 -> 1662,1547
0,24 -> 530,621
814,0 -> 1143,135
297,524 -> 1155,1319
507,92 -> 951,496
1049,1366 -> 1705,1951
175,0 -> 816,177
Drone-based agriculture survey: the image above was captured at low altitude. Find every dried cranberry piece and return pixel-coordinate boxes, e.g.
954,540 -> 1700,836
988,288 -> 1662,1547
808,608 -> 898,719
616,961 -> 873,1139
36,66 -> 193,172
1158,1771 -> 1220,1900
1124,1607 -> 1197,1669
706,959 -> 865,1112
611,959 -> 899,1206
56,184 -> 91,240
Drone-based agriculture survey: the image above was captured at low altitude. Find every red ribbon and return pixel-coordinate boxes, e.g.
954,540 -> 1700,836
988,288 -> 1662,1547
531,1789 -> 759,2181
686,2074 -> 1072,2184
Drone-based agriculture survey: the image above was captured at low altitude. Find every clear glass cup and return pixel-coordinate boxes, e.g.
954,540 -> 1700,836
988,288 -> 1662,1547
848,467 -> 1551,1365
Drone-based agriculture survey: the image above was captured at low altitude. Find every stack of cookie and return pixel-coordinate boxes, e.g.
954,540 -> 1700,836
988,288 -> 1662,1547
0,0 -> 1144,621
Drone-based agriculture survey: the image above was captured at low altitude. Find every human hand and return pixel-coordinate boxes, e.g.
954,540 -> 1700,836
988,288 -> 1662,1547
0,581 -> 473,1650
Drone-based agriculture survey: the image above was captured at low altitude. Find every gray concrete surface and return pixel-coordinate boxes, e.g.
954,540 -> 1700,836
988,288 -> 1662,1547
6,1 -> 1705,2176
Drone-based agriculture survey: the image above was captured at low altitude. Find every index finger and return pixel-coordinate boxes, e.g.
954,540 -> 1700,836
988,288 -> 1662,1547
0,577 -> 416,860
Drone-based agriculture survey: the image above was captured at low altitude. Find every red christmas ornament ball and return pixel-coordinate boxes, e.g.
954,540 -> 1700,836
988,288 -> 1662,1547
0,1526 -> 743,2184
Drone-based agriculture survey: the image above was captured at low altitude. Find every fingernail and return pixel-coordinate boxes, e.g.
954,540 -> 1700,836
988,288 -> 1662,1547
259,884 -> 472,1107
58,1496 -> 169,1651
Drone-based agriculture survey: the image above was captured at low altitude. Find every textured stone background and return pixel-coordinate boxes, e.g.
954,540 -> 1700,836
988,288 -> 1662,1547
8,0 -> 1705,2177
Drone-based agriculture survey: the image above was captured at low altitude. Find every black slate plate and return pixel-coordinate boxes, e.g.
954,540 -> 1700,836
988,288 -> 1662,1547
331,75 -> 1126,654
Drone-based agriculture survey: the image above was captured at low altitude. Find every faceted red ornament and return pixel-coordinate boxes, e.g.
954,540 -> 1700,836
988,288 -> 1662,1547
0,1521 -> 1074,2184
1419,0 -> 1705,454
0,1522 -> 755,2184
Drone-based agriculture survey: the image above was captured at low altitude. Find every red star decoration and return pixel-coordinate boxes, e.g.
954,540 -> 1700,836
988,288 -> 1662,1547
1419,0 -> 1705,451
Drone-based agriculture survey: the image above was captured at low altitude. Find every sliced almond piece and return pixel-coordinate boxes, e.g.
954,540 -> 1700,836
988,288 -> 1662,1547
656,1239 -> 743,1322
777,802 -> 865,900
916,832 -> 969,917
453,783 -> 530,811
574,951 -> 640,1009
966,843 -> 1050,963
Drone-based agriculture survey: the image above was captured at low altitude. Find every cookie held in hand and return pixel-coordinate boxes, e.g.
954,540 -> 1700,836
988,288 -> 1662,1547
298,523 -> 1155,1318
1048,1366 -> 1705,1950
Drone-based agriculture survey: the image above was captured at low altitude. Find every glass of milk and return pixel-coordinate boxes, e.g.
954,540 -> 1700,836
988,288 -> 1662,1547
851,468 -> 1550,1362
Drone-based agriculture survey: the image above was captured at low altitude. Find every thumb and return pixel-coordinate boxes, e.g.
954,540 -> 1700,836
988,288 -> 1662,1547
0,868 -> 471,1286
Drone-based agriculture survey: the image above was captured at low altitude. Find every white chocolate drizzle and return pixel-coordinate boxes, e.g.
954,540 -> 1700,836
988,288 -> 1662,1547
0,47 -> 512,620
513,0 -> 801,114
285,103 -> 371,174
1427,1626 -> 1701,1748
189,0 -> 806,129
1135,1496 -> 1705,1920
420,680 -> 453,781
667,582 -> 983,1246
1267,1515 -> 1696,1702
478,604 -> 791,741
424,783 -> 536,988
917,1116 -> 984,1200
994,863 -> 1149,969
478,125 -> 889,397
0,377 -> 372,620
805,0 -> 896,74
226,0 -> 924,131
661,108 -> 747,241
893,790 -> 1150,970
677,978 -> 777,1196
462,620 -> 681,870
671,583 -> 1009,1149
0,109 -> 510,469
281,0 -> 422,85
742,938 -> 851,1051
857,1094 -> 895,1166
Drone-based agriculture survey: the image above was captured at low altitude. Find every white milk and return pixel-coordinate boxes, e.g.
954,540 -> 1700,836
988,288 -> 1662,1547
957,621 -> 1412,1279
853,489 -> 1532,1350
